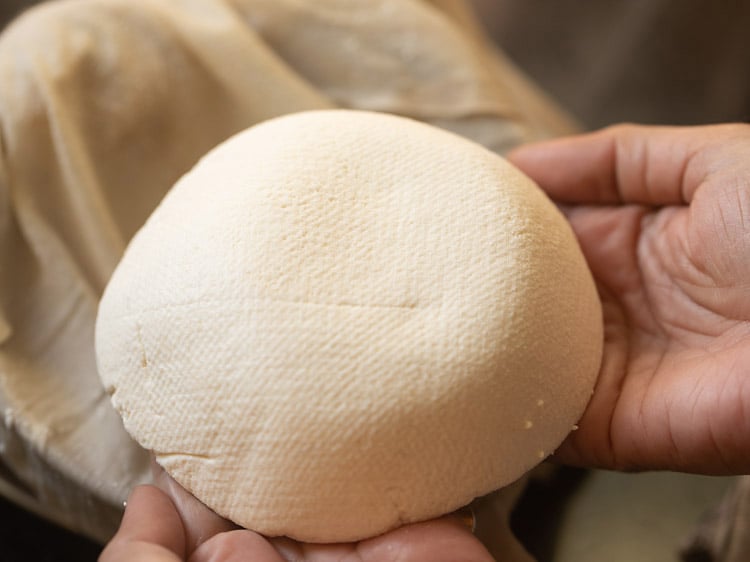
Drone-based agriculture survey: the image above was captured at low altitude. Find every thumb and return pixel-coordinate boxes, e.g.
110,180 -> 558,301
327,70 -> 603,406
507,123 -> 746,206
151,459 -> 238,554
100,485 -> 185,562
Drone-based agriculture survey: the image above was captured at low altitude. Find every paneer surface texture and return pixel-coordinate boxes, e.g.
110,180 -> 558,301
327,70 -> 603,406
95,110 -> 602,542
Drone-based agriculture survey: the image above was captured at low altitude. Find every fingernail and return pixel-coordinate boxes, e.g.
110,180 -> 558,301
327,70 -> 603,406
451,506 -> 476,533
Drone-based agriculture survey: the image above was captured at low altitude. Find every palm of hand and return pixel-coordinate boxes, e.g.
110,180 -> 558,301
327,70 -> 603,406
512,124 -> 750,473
564,191 -> 750,473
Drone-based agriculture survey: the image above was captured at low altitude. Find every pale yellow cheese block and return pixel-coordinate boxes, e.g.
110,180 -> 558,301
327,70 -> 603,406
95,110 -> 602,542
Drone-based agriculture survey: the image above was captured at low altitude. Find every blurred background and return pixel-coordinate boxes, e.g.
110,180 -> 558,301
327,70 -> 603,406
471,0 -> 750,128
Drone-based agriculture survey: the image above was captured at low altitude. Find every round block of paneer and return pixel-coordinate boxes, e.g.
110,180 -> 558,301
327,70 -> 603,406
95,110 -> 602,542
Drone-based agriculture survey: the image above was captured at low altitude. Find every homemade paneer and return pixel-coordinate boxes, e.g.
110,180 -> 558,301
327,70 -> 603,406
95,110 -> 603,542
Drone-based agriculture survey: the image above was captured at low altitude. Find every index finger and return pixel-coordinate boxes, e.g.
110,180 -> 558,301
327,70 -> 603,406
507,123 -> 746,206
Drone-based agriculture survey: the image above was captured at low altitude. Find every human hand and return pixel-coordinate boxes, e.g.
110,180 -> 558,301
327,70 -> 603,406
508,123 -> 750,474
101,464 -> 493,562
99,466 -> 285,562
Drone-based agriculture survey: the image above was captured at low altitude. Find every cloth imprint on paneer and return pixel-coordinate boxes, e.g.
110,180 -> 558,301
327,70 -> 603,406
95,110 -> 602,542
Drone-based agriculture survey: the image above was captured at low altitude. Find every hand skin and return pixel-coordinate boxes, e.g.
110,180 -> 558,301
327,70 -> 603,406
100,464 -> 493,562
508,123 -> 750,474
